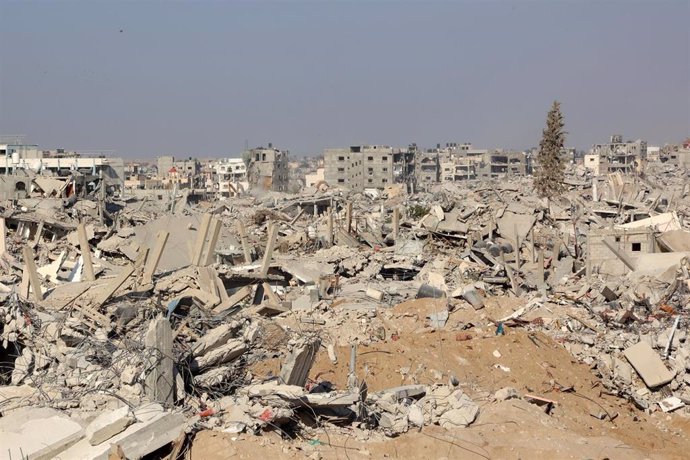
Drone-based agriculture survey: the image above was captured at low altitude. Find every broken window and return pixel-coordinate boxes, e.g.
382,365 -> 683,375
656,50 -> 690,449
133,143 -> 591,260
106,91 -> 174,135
368,156 -> 374,161
632,242 -> 641,252
338,156 -> 345,161
382,156 -> 388,161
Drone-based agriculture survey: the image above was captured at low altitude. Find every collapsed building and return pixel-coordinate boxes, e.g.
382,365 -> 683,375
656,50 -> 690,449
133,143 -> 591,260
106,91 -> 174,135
2,154 -> 690,458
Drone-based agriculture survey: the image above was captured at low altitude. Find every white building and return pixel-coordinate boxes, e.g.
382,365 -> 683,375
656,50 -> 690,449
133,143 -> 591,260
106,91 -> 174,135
213,158 -> 248,197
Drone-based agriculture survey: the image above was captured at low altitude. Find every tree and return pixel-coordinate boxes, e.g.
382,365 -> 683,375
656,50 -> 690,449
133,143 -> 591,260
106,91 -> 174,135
533,100 -> 566,200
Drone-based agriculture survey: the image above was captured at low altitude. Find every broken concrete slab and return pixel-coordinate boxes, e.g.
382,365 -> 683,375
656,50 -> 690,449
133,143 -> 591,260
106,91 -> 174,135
623,341 -> 674,388
497,211 -> 536,244
279,337 -> 321,386
0,407 -> 84,460
60,403 -> 185,460
618,211 -> 681,232
85,406 -> 135,445
193,339 -> 247,371
192,322 -> 240,357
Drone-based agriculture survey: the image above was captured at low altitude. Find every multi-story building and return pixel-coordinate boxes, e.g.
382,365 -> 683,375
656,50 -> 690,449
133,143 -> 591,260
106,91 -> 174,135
591,135 -> 647,173
476,150 -> 527,178
323,145 -> 414,191
156,156 -> 202,189
663,142 -> 690,169
415,151 -> 440,190
246,144 -> 290,192
213,158 -> 248,197
1,143 -> 125,192
583,154 -> 608,176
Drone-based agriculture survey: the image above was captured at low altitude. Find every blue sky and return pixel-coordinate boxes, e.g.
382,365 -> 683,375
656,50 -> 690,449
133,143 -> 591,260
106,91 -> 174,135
0,0 -> 688,158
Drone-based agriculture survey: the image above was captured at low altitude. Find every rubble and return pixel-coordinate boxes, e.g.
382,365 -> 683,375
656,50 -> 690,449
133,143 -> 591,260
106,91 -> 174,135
3,163 -> 690,457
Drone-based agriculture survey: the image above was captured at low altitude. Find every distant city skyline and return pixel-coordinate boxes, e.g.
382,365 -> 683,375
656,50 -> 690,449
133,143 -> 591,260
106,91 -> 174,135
1,0 -> 688,158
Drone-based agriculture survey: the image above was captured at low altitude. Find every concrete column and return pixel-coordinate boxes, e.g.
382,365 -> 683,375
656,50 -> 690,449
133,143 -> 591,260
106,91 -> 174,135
142,231 -> 169,285
530,228 -> 536,263
514,223 -> 520,270
0,217 -> 6,257
238,222 -> 252,263
327,207 -> 334,247
32,221 -> 44,248
144,316 -> 174,406
201,217 -> 222,266
22,246 -> 43,302
191,214 -> 212,266
392,207 -> 400,241
260,222 -> 279,278
346,202 -> 352,234
538,249 -> 546,295
77,222 -> 96,281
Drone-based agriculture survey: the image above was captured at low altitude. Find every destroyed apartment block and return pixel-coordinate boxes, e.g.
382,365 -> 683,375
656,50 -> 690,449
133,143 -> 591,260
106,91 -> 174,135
2,157 -> 690,457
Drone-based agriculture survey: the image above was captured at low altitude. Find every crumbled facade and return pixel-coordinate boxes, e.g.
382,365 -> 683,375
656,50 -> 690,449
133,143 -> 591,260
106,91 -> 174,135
246,145 -> 290,192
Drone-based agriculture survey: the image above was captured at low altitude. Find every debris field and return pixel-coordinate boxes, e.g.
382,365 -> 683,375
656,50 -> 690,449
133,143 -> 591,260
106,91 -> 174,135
2,164 -> 690,459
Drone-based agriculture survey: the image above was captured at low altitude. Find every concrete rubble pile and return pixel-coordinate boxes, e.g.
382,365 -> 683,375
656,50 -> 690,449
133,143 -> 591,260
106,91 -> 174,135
2,163 -> 690,457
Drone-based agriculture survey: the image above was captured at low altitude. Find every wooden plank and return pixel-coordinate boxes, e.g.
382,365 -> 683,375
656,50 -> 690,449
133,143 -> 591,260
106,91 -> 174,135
22,246 -> 43,302
77,222 -> 96,281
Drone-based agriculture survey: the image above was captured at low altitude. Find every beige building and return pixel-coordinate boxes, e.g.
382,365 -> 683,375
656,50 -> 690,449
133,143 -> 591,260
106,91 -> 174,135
305,168 -> 325,188
323,145 -> 414,191
246,145 -> 290,192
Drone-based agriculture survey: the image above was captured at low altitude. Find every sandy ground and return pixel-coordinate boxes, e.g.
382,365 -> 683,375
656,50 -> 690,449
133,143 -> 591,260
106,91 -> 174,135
190,297 -> 690,459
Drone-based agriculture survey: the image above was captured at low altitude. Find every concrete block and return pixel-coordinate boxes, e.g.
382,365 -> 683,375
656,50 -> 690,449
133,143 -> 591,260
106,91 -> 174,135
0,407 -> 84,460
279,337 -> 321,386
193,339 -> 247,371
85,406 -> 134,446
60,403 -> 185,460
365,287 -> 384,301
601,284 -> 618,301
192,322 -> 237,357
623,341 -> 674,388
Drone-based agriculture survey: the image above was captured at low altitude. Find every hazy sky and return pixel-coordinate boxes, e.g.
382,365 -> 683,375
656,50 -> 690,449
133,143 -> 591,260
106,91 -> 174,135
0,0 -> 688,158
